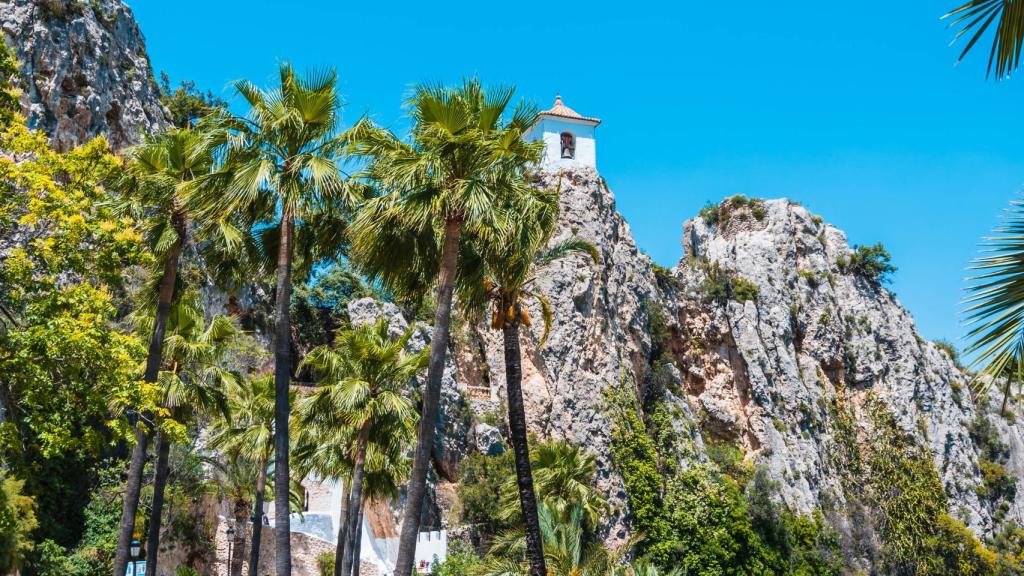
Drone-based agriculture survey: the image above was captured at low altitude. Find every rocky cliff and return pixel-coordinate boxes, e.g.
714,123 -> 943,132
1,0 -> 169,151
443,168 -> 1024,567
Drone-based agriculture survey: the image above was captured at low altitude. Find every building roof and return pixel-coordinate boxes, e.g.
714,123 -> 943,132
537,95 -> 601,125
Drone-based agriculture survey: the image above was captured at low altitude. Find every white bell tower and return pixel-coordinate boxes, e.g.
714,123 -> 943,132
524,95 -> 601,171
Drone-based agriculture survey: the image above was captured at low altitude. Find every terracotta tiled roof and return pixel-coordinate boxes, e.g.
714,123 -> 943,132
538,95 -> 601,125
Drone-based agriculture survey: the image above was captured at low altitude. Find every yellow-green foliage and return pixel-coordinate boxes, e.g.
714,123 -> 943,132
0,114 -> 150,458
0,473 -> 37,573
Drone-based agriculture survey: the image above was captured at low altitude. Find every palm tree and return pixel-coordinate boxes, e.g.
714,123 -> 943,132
298,318 -> 425,576
475,505 -> 633,576
964,198 -> 1024,413
112,125 -> 221,576
130,291 -> 236,574
207,456 -> 259,576
944,0 -> 1024,79
208,374 -> 281,576
459,186 -> 599,576
498,441 -> 608,533
208,63 -> 356,576
347,80 -> 541,576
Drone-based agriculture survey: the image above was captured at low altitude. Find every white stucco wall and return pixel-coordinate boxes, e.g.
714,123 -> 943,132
525,117 -> 597,170
270,477 -> 447,576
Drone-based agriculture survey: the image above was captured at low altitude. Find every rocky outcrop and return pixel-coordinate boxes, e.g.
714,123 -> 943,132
447,170 -> 1024,565
1,0 -> 169,151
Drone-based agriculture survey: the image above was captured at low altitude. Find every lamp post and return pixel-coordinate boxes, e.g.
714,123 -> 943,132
128,539 -> 143,576
226,526 -> 235,576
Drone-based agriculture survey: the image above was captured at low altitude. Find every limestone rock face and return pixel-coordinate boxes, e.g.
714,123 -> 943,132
451,171 -> 1024,564
1,0 -> 170,151
672,198 -> 1018,537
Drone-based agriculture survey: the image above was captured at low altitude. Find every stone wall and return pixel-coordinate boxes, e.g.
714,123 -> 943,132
204,517 -> 377,576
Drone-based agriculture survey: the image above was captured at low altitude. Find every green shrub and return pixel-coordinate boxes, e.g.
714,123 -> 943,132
456,451 -> 514,534
733,277 -> 759,304
174,567 -> 201,576
838,243 -> 896,285
933,339 -> 963,369
979,459 -> 1017,503
699,201 -> 721,225
316,551 -> 335,576
608,380 -> 841,575
431,540 -> 478,576
700,262 -> 759,305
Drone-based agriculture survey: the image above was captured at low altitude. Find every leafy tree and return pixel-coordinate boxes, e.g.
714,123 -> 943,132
347,79 -> 541,576
209,63 -> 356,575
158,73 -> 228,128
0,473 -> 37,573
298,318 -> 425,576
0,100 -> 153,564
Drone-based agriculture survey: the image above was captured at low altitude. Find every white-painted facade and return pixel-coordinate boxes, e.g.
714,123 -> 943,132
524,96 -> 601,171
266,477 -> 446,576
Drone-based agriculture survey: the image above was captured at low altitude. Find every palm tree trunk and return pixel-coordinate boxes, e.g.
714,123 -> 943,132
244,450 -> 266,573
232,500 -> 250,576
332,482 -> 352,576
273,214 -> 295,576
502,306 -> 547,576
349,500 -> 365,576
340,425 -> 370,576
248,453 -> 269,576
113,212 -> 185,576
145,432 -> 172,575
395,217 -> 463,576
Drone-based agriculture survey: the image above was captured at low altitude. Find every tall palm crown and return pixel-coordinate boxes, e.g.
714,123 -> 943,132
347,80 -> 542,297
209,374 -> 277,461
132,293 -> 236,421
300,319 -> 425,434
215,65 -> 352,223
945,0 -> 1024,79
458,183 -> 599,576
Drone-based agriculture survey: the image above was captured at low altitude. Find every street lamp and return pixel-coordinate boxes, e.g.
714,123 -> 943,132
127,539 -> 143,576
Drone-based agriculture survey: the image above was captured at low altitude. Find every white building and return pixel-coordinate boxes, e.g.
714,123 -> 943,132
523,95 -> 601,171
266,477 -> 446,576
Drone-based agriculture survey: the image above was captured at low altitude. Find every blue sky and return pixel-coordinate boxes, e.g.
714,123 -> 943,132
132,1 -> 1024,351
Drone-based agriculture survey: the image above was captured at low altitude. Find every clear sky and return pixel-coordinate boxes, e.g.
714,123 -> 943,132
132,1 -> 1024,351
